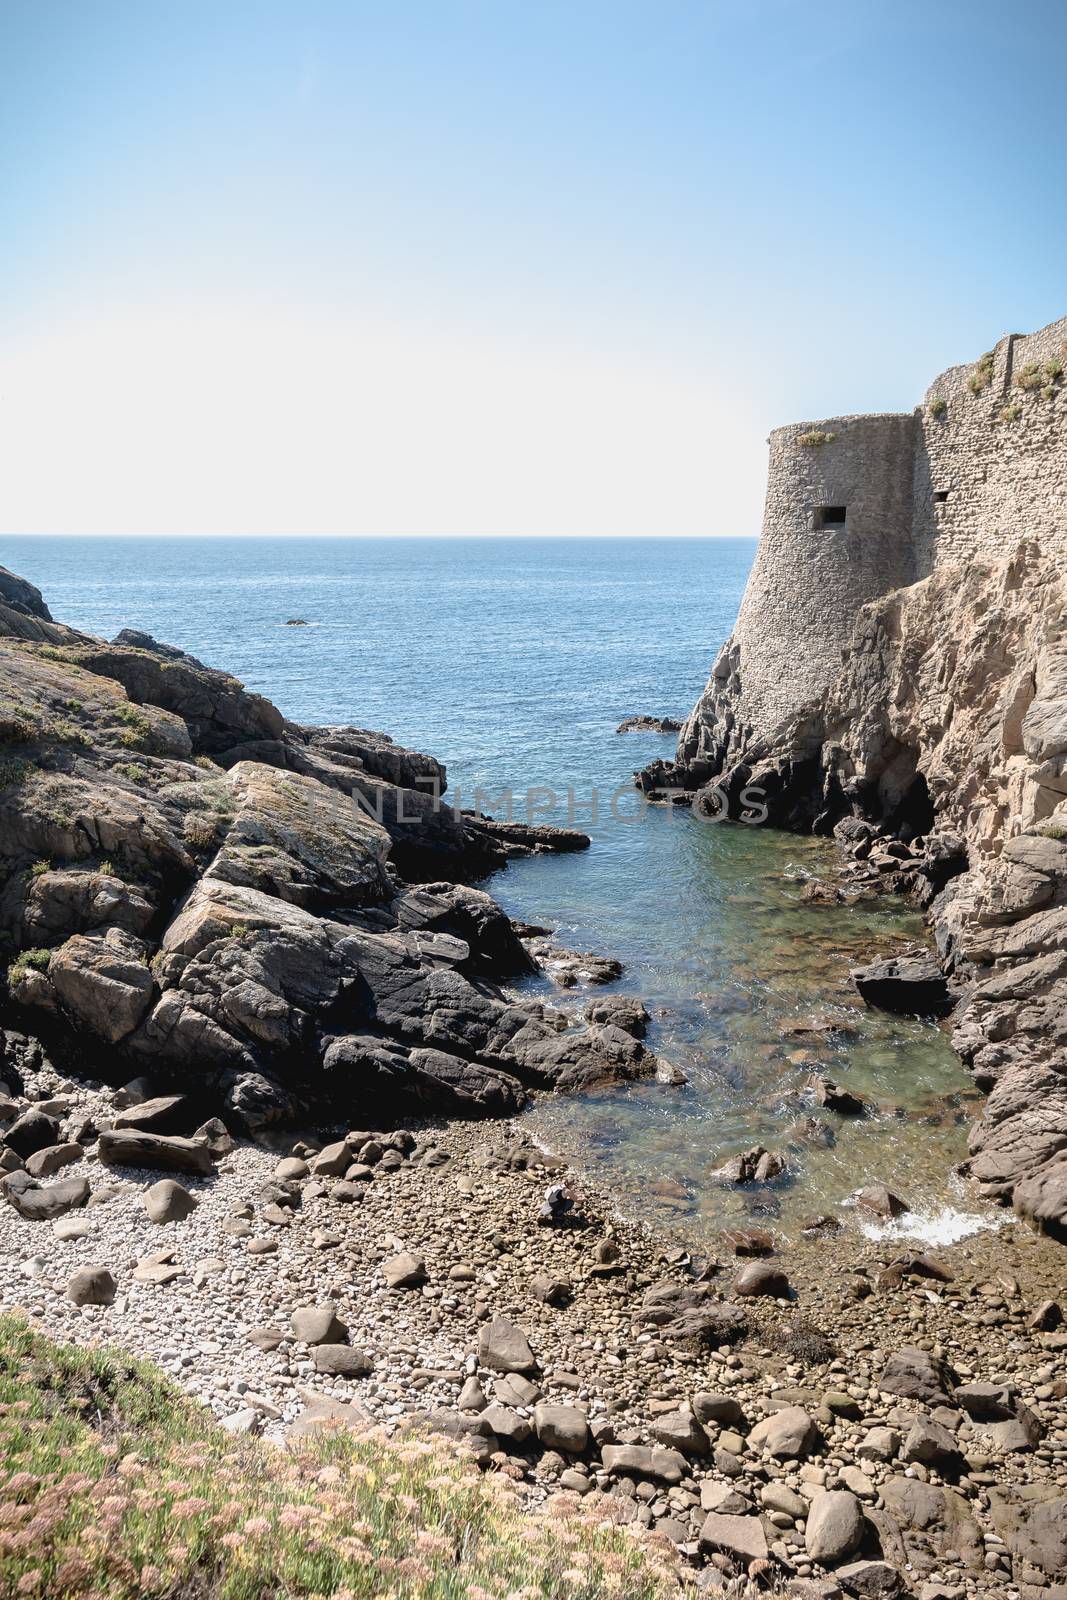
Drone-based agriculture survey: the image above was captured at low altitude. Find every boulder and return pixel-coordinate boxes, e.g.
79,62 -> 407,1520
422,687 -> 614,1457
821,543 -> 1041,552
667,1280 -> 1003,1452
98,1130 -> 214,1175
274,1156 -> 310,1182
113,1095 -> 198,1135
855,1184 -> 909,1219
290,1305 -> 348,1345
815,1077 -> 868,1115
902,1417 -> 960,1466
805,1490 -> 865,1563
481,1403 -> 531,1447
692,1393 -> 744,1428
533,1404 -> 589,1454
583,996 -> 649,1038
46,929 -> 155,1043
836,1562 -> 903,1596
698,1511 -> 769,1563
877,1346 -> 956,1406
309,1140 -> 351,1176
734,1261 -> 790,1298
144,1179 -> 198,1223
477,1317 -> 537,1375
649,1409 -> 709,1455
600,1444 -> 687,1484
311,1345 -> 373,1378
632,1280 -> 746,1347
24,1142 -> 82,1179
748,1405 -> 819,1459
3,1109 -> 61,1158
851,955 -> 952,1017
381,1251 -> 426,1289
67,1266 -> 117,1306
3,1171 -> 90,1220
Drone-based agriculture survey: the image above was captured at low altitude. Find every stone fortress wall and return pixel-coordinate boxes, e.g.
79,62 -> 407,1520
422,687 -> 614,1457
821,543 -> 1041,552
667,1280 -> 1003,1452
730,313 -> 1067,742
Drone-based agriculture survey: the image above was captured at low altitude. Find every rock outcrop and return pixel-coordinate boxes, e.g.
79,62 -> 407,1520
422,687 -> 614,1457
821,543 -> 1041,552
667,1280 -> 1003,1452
0,566 -> 656,1130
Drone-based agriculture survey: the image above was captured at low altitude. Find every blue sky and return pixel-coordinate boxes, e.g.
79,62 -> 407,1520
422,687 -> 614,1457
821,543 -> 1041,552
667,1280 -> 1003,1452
3,0 -> 1065,535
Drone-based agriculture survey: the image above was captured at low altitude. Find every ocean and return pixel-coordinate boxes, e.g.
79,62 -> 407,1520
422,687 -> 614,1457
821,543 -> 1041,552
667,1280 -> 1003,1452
2,535 -> 991,1244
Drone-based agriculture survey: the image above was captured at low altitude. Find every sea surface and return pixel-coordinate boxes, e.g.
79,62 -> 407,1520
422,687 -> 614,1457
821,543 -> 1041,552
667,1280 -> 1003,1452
2,535 -> 993,1245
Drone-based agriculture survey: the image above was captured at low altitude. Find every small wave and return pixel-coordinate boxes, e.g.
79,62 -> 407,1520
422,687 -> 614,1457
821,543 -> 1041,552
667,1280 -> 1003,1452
855,1201 -> 1010,1246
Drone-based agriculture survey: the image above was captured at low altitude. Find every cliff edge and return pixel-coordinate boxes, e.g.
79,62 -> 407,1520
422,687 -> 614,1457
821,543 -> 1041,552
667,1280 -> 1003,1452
641,316 -> 1067,1241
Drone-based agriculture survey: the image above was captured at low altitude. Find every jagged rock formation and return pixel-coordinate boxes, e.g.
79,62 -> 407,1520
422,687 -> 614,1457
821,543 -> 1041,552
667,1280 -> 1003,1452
0,568 -> 657,1129
640,316 -> 1067,1241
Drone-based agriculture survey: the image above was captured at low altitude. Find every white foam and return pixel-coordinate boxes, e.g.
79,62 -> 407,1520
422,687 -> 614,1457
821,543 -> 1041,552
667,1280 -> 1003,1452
855,1202 -> 1010,1247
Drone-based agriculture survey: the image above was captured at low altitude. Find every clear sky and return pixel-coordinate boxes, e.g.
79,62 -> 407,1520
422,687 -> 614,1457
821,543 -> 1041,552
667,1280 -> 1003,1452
3,0 -> 1066,537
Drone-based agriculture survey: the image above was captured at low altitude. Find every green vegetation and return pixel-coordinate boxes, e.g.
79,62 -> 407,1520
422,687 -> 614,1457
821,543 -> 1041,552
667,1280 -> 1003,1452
1039,822 -> 1067,841
796,429 -> 835,447
7,947 -> 52,988
1000,402 -> 1023,423
194,754 -> 219,770
96,859 -> 116,877
183,810 -> 223,848
118,763 -> 148,784
968,350 -> 995,394
928,396 -> 947,419
0,703 -> 39,743
48,719 -> 91,748
0,756 -> 32,790
0,1314 -> 678,1600
1015,361 -> 1042,392
29,859 -> 51,878
62,699 -> 83,713
228,923 -> 250,939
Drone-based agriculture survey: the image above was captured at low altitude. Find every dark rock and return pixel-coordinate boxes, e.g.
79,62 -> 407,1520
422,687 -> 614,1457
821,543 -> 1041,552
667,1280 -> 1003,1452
113,1095 -> 199,1135
311,1345 -> 373,1378
616,715 -> 682,734
734,1261 -> 790,1298
836,1562 -> 903,1597
877,1346 -> 957,1406
4,1110 -> 61,1158
851,954 -> 953,1016
814,1077 -> 868,1115
98,1130 -> 214,1175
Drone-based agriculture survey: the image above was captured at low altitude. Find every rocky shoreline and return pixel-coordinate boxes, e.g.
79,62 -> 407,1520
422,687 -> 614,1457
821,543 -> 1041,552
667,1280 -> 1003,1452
1,1050 -> 1066,1599
2,561 -> 1066,1597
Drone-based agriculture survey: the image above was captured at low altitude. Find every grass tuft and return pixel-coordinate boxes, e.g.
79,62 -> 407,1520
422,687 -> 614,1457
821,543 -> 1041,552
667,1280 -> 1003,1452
7,947 -> 52,989
796,429 -> 835,447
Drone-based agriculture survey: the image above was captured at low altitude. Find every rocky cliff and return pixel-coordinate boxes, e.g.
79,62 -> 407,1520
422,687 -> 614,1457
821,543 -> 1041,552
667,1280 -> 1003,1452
0,567 -> 657,1130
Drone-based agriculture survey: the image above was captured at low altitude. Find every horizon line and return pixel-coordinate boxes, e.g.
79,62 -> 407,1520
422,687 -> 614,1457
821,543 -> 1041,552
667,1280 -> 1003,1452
2,530 -> 759,541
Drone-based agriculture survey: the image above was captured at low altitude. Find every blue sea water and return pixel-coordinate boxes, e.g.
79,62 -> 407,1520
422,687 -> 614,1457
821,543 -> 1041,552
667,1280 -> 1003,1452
2,535 -> 987,1243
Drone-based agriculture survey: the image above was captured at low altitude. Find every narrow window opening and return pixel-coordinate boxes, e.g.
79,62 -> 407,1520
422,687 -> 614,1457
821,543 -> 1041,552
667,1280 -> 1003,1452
813,505 -> 847,530
933,490 -> 949,504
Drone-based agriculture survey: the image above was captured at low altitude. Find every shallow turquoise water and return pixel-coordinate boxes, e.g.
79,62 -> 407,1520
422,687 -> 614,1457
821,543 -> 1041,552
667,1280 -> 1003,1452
2,536 -> 985,1241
